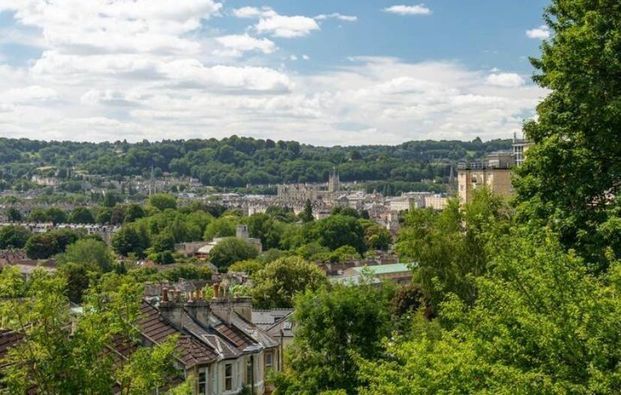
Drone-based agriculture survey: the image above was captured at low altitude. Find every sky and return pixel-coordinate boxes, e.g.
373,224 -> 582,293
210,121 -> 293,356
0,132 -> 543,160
0,0 -> 551,146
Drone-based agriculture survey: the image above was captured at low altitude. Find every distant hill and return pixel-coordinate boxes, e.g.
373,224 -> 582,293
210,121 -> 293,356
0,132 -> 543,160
0,136 -> 511,192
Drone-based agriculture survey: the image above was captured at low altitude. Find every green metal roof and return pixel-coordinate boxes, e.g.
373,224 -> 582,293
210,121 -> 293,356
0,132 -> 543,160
352,263 -> 413,275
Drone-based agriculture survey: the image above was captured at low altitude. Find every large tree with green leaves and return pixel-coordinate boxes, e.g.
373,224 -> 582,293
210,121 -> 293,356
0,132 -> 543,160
514,0 -> 621,270
359,228 -> 621,394
251,256 -> 327,308
275,281 -> 392,395
208,237 -> 258,270
397,189 -> 510,309
0,268 -> 179,394
0,225 -> 31,249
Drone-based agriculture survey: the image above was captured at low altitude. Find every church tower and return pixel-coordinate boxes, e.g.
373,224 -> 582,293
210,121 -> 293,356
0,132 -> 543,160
328,167 -> 340,193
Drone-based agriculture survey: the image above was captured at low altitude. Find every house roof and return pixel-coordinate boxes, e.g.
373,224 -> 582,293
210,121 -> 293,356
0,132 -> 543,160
251,309 -> 294,331
136,298 -> 278,368
351,263 -> 413,275
138,301 -> 219,368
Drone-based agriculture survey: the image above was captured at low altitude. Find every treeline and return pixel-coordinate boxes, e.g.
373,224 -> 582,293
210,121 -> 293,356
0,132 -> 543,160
0,136 -> 510,188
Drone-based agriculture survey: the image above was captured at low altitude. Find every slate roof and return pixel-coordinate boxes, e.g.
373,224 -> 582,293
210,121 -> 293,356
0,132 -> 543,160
135,299 -> 278,368
138,301 -> 219,368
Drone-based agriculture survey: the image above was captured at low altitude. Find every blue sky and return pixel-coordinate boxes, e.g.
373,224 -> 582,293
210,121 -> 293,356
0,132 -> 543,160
0,1 -> 550,145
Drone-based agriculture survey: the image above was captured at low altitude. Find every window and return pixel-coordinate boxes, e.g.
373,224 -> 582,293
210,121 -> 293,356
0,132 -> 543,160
224,363 -> 233,391
265,352 -> 273,370
246,358 -> 253,383
198,367 -> 208,394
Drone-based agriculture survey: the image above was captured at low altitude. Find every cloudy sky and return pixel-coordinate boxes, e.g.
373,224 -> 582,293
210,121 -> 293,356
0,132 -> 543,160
0,0 -> 550,145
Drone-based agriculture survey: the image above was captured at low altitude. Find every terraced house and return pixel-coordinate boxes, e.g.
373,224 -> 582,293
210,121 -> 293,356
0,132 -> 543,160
138,289 -> 280,395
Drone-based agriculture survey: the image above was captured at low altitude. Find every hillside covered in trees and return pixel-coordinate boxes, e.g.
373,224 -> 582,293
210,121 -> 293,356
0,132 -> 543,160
0,137 -> 510,190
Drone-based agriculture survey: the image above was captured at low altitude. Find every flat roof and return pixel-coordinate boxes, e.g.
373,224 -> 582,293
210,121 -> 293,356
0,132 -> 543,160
352,263 -> 413,275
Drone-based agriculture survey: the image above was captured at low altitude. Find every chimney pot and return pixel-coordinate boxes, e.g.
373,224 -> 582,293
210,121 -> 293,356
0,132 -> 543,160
162,288 -> 169,302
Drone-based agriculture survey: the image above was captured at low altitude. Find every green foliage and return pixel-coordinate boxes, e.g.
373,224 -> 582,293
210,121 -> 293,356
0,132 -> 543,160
45,207 -> 67,224
5,207 -> 22,222
276,282 -> 392,394
397,190 -> 509,309
361,220 -> 392,251
360,229 -> 621,394
204,216 -> 237,240
310,214 -> 367,254
0,225 -> 31,249
68,207 -> 95,224
243,213 -> 285,249
161,264 -> 212,282
147,193 -> 177,212
112,223 -> 150,257
124,204 -> 146,223
513,1 -> 621,269
25,228 -> 82,259
229,259 -> 264,275
0,137 -> 510,190
251,256 -> 327,308
0,269 -> 179,394
299,199 -> 314,223
208,237 -> 258,270
57,238 -> 115,272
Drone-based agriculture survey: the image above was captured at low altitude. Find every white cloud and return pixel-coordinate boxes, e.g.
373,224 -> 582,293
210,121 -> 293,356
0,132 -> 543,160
486,73 -> 526,88
384,4 -> 431,16
526,25 -> 550,39
3,86 -> 58,104
302,54 -> 310,60
232,6 -> 268,18
315,13 -> 357,22
256,13 -> 320,38
0,0 -> 223,55
214,34 -> 277,57
0,3 -> 546,145
290,55 -> 298,61
231,6 -> 321,38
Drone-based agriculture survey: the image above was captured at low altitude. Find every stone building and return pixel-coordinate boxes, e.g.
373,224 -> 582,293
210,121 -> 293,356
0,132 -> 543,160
458,152 -> 514,204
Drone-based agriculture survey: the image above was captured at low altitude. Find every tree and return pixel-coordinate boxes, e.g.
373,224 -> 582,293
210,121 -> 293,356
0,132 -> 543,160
275,282 -> 392,394
514,1 -> 621,269
397,190 -> 509,310
243,213 -> 284,250
299,199 -> 314,223
112,224 -> 149,257
45,207 -> 67,224
0,268 -> 179,393
6,207 -> 22,222
229,259 -> 264,275
96,207 -> 112,224
24,230 -> 82,260
203,216 -> 237,240
311,214 -> 366,254
151,230 -> 176,253
208,237 -> 258,270
362,221 -> 392,251
124,204 -> 146,223
68,207 -> 95,224
359,229 -> 621,394
147,193 -> 177,211
59,262 -> 92,303
0,225 -> 31,249
57,238 -> 115,272
28,208 -> 49,223
251,256 -> 327,308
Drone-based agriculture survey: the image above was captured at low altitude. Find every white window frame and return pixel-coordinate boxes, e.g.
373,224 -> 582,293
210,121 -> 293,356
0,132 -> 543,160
198,366 -> 208,395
